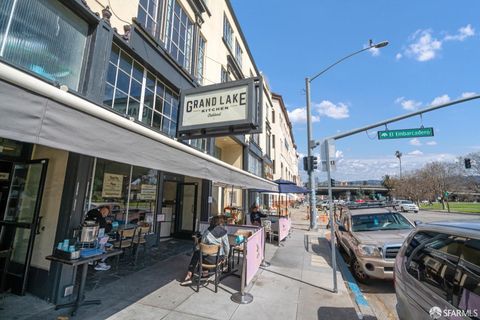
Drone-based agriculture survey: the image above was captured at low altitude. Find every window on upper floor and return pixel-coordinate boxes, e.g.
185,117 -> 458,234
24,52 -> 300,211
104,44 -> 178,138
187,138 -> 207,152
251,133 -> 260,146
223,14 -> 233,50
221,67 -> 229,83
284,139 -> 289,151
248,153 -> 262,177
266,129 -> 271,158
235,39 -> 242,68
272,159 -> 276,174
272,134 -> 276,149
214,145 -> 222,160
0,0 -> 88,91
196,34 -> 206,85
137,0 -> 165,38
165,0 -> 194,73
272,110 -> 275,123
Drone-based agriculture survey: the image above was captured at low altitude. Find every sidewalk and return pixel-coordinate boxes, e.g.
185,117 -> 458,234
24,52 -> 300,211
3,207 -> 360,320
104,207 -> 358,320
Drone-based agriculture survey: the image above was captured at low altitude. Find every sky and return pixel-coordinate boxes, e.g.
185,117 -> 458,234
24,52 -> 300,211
230,0 -> 480,182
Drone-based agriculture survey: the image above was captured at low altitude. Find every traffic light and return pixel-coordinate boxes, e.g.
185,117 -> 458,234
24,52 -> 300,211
465,158 -> 472,169
311,156 -> 318,170
330,178 -> 335,186
303,156 -> 310,172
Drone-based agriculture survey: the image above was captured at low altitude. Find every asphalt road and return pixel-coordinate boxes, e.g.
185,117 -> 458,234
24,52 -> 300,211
351,209 -> 480,320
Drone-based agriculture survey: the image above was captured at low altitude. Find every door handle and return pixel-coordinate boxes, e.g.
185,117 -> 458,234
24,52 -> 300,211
36,216 -> 43,234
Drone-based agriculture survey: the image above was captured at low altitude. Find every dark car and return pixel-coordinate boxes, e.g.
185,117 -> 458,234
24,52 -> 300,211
395,221 -> 480,320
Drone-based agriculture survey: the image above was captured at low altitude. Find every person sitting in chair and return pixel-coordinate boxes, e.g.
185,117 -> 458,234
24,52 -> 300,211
180,215 -> 230,286
250,204 -> 267,226
84,205 -> 112,271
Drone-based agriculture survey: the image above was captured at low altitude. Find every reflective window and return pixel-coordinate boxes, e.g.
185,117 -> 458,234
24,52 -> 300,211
196,35 -> 206,84
405,232 -> 465,303
223,14 -> 233,49
248,153 -> 262,177
104,44 -> 179,137
137,0 -> 164,38
456,238 -> 480,318
187,139 -> 207,152
165,0 -> 193,72
0,0 -> 88,90
235,39 -> 242,67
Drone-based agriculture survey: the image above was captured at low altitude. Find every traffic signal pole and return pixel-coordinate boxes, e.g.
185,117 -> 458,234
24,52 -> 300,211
305,77 -> 317,230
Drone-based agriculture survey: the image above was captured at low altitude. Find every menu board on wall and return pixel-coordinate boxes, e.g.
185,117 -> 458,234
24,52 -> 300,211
138,184 -> 157,200
101,173 -> 123,198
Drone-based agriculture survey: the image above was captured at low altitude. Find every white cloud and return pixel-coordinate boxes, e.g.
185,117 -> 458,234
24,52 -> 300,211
444,24 -> 475,42
430,94 -> 451,106
409,138 -> 422,146
314,152 -> 457,181
315,100 -> 349,119
405,29 -> 442,62
426,141 -> 437,146
335,150 -> 344,159
395,97 -> 422,111
461,92 -> 477,98
408,150 -> 424,156
288,107 -> 320,123
400,25 -> 475,63
395,53 -> 403,60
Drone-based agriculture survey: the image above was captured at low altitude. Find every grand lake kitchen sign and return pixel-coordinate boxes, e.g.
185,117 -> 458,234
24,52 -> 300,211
177,77 -> 263,139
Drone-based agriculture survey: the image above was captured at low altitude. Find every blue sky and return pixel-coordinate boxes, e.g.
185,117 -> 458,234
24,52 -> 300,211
231,0 -> 480,181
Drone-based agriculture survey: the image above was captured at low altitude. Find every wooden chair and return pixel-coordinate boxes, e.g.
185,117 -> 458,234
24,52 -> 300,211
113,227 -> 136,260
132,225 -> 150,265
195,243 -> 223,293
233,229 -> 252,264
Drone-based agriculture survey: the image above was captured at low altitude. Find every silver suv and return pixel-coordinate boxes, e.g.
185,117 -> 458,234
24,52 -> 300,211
395,222 -> 480,320
335,205 -> 414,283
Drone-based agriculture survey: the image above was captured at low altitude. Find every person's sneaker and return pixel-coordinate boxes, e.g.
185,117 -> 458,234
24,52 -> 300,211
94,262 -> 111,271
180,279 -> 192,286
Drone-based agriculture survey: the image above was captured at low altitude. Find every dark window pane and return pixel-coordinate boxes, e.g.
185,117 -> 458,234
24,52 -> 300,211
144,89 -> 154,109
142,107 -> 153,126
129,79 -> 142,100
132,62 -> 143,83
163,102 -> 171,118
116,70 -> 130,93
137,9 -> 146,28
128,99 -> 140,119
456,239 -> 480,314
146,72 -> 155,91
106,63 -> 117,85
103,83 -> 114,107
119,52 -> 133,74
156,83 -> 164,99
152,112 -> 162,130
162,119 -> 171,135
110,45 -> 120,65
155,96 -> 163,113
113,89 -> 128,114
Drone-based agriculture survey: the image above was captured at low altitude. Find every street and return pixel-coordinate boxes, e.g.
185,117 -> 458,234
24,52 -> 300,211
349,209 -> 480,320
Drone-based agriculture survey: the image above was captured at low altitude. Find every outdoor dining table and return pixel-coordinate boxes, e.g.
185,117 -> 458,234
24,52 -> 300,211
46,249 -> 122,316
220,234 -> 243,280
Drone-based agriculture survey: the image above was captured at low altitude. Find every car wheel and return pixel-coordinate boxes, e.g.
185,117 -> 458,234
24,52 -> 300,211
351,257 -> 369,283
414,210 -> 419,213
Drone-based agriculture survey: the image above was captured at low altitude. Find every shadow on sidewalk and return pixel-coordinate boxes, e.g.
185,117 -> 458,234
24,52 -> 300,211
260,267 -> 334,293
317,306 -> 366,320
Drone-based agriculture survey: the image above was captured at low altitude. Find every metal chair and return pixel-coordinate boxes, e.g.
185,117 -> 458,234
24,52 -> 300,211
113,227 -> 136,263
195,243 -> 223,293
261,219 -> 273,243
132,225 -> 150,265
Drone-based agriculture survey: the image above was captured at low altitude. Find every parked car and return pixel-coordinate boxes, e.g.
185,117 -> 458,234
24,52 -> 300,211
395,222 -> 480,320
394,200 -> 419,213
335,205 -> 414,283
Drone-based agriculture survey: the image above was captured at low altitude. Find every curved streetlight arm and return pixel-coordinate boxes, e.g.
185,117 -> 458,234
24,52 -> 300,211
309,43 -> 385,82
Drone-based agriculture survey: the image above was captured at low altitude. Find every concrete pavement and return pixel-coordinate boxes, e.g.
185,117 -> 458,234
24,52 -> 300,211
105,207 -> 360,320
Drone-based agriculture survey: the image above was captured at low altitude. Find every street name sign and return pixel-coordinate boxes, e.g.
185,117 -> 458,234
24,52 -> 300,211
377,127 -> 434,140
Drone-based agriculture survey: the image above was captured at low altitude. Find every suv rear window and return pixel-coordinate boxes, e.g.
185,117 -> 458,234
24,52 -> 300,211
351,212 -> 413,232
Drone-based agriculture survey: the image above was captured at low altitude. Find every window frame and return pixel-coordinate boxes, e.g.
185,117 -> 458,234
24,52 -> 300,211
223,14 -> 233,50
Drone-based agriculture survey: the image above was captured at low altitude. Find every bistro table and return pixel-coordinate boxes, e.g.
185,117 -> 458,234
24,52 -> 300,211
220,235 -> 243,280
46,249 -> 122,316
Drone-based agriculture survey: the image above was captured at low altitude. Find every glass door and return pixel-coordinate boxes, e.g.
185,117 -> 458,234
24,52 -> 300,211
175,183 -> 198,236
0,159 -> 48,295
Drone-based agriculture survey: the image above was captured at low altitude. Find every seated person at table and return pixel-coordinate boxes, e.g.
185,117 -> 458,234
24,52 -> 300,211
181,215 -> 230,286
85,205 -> 112,271
250,204 -> 267,226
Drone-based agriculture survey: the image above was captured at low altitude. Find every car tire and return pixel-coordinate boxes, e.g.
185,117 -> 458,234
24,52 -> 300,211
414,210 -> 418,213
351,257 -> 369,283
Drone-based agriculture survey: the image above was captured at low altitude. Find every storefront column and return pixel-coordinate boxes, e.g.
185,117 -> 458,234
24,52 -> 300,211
200,179 -> 211,222
50,153 -> 94,304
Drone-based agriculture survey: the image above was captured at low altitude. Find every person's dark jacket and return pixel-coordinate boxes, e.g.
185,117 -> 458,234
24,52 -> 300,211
85,208 -> 112,233
202,225 -> 230,257
250,210 -> 267,225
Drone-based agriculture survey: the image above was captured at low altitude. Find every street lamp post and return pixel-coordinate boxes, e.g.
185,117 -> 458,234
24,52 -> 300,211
395,150 -> 402,178
305,40 -> 388,293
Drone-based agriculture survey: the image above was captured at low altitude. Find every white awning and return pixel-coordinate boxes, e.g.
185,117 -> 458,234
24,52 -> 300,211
0,62 -> 278,192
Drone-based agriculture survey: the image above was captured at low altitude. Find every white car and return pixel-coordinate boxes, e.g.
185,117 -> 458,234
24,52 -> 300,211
395,200 -> 419,213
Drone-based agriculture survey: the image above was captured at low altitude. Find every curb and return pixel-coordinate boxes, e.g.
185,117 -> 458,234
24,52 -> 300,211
336,247 -> 377,320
